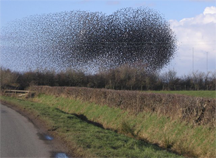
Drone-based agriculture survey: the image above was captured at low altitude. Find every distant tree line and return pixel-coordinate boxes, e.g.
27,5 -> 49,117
1,66 -> 215,91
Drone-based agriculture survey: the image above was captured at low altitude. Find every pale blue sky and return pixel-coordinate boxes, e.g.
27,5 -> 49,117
1,0 -> 215,27
0,0 -> 215,76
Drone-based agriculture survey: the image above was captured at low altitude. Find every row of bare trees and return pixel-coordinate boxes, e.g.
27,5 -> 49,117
0,66 -> 215,90
160,70 -> 216,90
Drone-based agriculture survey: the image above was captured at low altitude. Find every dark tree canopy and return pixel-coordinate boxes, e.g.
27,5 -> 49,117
0,7 -> 176,73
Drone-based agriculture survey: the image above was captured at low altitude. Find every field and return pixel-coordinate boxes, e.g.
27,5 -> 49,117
145,90 -> 216,99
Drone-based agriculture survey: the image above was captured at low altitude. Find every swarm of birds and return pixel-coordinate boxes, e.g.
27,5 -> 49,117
1,7 -> 176,73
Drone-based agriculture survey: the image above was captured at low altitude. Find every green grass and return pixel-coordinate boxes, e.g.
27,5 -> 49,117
0,95 -> 183,158
144,90 -> 216,98
30,94 -> 216,158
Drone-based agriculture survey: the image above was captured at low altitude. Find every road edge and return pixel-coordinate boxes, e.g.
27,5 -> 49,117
0,99 -> 74,158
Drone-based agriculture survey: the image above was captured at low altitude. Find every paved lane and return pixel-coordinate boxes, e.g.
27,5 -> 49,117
0,103 -> 51,157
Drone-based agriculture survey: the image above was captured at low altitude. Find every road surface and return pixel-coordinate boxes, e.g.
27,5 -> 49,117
0,103 -> 51,157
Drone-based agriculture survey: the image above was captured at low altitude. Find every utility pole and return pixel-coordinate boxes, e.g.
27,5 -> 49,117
192,47 -> 194,72
206,52 -> 208,72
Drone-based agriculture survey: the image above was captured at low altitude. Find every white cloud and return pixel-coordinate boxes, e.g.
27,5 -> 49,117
165,6 -> 216,76
204,6 -> 216,15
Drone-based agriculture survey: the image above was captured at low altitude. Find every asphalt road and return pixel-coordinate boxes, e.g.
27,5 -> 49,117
0,103 -> 51,157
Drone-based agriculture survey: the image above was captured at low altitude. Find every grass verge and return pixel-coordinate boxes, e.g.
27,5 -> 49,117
30,94 -> 216,158
0,95 -> 183,158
